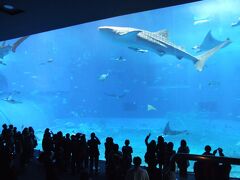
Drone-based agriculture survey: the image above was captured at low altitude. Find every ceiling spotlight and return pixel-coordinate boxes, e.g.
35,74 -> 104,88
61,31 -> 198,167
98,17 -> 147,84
0,3 -> 24,15
3,5 -> 15,10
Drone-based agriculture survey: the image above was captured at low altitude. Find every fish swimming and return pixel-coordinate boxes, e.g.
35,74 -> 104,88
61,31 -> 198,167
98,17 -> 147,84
193,18 -> 211,25
104,92 -> 126,99
0,61 -> 7,66
192,30 -> 231,53
163,122 -> 188,136
128,47 -> 148,53
114,56 -> 126,62
2,95 -> 22,104
208,80 -> 220,87
0,36 -> 29,60
98,26 -> 229,71
147,104 -> 157,111
231,17 -> 240,27
99,73 -> 109,81
40,58 -> 54,65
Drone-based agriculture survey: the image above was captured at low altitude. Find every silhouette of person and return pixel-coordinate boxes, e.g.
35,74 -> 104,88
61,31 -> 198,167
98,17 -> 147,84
177,139 -> 190,178
203,145 -> 217,156
144,133 -> 157,169
71,134 -> 78,174
125,156 -> 150,180
156,135 -> 166,176
214,148 -> 231,180
63,133 -> 71,171
105,137 -> 114,166
87,132 -> 100,174
111,143 -> 123,180
105,137 -> 114,179
122,139 -> 133,173
163,142 -> 176,180
194,145 -> 217,180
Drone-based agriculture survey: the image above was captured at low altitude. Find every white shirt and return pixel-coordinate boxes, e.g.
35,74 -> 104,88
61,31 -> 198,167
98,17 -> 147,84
126,167 -> 150,180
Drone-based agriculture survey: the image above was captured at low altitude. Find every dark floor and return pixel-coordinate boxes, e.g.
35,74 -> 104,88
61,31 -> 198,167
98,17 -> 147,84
18,158 -> 105,180
15,158 -> 200,180
17,155 -> 239,180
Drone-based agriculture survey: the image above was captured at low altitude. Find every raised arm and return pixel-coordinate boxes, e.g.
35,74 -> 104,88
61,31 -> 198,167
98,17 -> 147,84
145,133 -> 151,146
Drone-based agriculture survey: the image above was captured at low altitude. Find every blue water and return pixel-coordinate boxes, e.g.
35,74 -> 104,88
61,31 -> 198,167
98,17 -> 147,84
1,0 -> 240,177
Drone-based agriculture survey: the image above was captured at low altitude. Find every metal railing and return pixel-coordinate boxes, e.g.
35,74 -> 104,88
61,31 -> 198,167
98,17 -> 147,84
173,153 -> 240,165
162,153 -> 240,179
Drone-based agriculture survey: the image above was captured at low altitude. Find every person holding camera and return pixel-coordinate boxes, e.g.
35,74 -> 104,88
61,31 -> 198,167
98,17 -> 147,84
87,132 -> 101,174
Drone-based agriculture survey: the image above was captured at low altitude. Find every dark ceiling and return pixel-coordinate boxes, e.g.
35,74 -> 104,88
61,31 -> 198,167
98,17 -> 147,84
0,0 -> 199,41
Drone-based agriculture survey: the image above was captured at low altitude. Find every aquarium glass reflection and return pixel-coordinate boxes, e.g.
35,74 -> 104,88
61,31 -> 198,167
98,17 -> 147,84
1,0 -> 240,177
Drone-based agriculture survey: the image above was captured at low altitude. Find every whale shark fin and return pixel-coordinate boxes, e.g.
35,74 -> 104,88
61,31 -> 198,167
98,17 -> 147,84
154,29 -> 168,39
163,122 -> 171,135
195,39 -> 231,71
12,36 -> 29,52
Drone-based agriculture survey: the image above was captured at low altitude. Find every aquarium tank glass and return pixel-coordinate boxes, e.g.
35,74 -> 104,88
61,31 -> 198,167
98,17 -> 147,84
1,0 -> 240,176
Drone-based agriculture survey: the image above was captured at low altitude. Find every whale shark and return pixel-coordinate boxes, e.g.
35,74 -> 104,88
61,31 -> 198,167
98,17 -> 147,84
0,36 -> 29,62
192,30 -> 231,53
98,26 -> 230,71
163,122 -> 188,136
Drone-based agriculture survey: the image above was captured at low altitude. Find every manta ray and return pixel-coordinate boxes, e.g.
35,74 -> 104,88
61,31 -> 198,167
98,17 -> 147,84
0,36 -> 29,62
98,26 -> 230,71
147,104 -> 157,111
192,30 -> 231,53
163,122 -> 188,136
0,90 -> 22,104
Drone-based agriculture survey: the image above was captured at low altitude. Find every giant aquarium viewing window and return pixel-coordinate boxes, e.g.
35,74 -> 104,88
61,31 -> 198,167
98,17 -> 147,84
1,0 -> 240,176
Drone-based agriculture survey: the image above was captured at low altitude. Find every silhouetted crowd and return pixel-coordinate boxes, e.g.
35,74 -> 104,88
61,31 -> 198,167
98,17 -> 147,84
0,124 -> 232,180
0,124 -> 37,180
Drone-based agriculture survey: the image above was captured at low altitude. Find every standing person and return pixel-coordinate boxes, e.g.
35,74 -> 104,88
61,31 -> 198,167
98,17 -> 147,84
163,142 -> 176,180
63,133 -> 71,171
194,145 -> 217,180
105,137 -> 114,179
177,139 -> 190,179
144,133 -> 157,169
122,139 -> 133,173
87,132 -> 101,174
157,136 -> 166,171
125,156 -> 149,180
